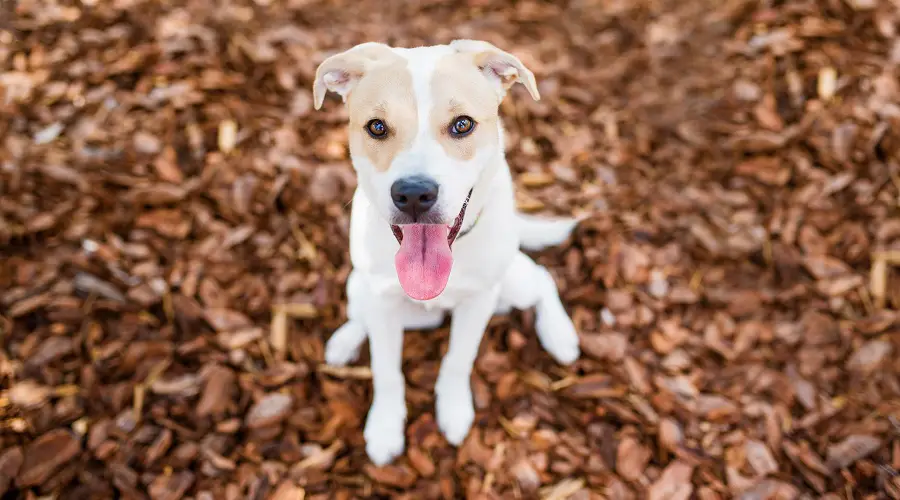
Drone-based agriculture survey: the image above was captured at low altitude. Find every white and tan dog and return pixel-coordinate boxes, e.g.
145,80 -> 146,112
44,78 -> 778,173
312,39 -> 582,466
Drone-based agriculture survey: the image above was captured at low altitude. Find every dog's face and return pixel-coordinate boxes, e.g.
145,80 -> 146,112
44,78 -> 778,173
313,40 -> 539,300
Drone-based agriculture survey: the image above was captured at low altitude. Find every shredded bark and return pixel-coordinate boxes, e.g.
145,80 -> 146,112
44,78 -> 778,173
1,0 -> 898,498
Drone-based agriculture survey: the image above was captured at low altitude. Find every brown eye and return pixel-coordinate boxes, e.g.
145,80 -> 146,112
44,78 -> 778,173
449,116 -> 476,137
366,119 -> 388,138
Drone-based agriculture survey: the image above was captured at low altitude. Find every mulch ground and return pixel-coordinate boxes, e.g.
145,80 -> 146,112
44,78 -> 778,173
1,0 -> 899,498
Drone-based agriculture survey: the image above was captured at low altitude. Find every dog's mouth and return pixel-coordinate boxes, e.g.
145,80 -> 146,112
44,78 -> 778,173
390,189 -> 471,247
391,189 -> 472,301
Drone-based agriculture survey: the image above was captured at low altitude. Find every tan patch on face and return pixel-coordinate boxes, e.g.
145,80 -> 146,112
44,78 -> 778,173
430,53 -> 501,161
346,56 -> 416,173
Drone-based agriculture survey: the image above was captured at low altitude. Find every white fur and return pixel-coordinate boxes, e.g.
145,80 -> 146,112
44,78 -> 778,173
316,42 -> 582,466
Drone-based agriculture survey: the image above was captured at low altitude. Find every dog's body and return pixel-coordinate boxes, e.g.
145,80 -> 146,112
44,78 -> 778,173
313,41 -> 582,465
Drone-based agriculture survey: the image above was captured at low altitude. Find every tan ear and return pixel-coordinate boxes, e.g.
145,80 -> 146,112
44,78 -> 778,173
449,39 -> 540,101
312,42 -> 395,110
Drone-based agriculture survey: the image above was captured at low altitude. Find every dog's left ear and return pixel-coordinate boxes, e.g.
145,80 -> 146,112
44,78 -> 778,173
449,39 -> 540,101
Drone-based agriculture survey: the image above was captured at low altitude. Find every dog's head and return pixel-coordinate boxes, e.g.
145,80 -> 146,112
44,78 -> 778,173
313,40 -> 539,300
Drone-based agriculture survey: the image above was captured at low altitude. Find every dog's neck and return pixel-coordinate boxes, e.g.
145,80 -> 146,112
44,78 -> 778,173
454,205 -> 485,240
452,148 -> 508,238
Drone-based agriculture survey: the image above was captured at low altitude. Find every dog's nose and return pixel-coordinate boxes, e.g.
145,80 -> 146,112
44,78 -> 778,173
391,176 -> 439,218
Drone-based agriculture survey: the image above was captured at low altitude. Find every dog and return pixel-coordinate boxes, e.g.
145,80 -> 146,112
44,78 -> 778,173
312,39 -> 583,466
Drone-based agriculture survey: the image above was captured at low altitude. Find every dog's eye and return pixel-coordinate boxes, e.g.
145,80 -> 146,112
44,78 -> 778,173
449,116 -> 476,137
366,119 -> 389,139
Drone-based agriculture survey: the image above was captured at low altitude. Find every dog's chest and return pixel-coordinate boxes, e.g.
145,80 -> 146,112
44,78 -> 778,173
415,272 -> 501,311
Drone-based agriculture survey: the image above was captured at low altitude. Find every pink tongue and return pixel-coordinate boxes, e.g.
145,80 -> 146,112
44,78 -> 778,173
394,224 -> 453,300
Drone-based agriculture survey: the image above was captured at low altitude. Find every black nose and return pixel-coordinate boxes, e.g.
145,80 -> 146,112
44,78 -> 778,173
391,176 -> 439,218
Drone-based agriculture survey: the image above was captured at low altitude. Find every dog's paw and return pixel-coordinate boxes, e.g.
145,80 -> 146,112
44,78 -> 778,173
325,321 -> 366,367
536,312 -> 581,366
364,400 -> 407,466
435,377 -> 475,446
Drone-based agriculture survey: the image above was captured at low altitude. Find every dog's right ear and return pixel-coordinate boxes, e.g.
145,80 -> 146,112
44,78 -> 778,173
313,42 -> 394,110
449,39 -> 540,102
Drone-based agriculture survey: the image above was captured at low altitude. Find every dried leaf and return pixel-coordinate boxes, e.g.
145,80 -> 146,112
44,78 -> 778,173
616,437 -> 652,481
218,120 -> 238,153
648,460 -> 694,500
846,340 -> 892,373
818,67 -> 837,100
734,156 -> 790,186
364,464 -> 417,489
745,440 -> 779,477
245,393 -> 294,428
150,374 -> 201,396
581,332 -> 629,361
7,380 -> 52,409
658,418 -> 683,452
826,435 -> 882,470
2,3 -> 898,498
16,429 -> 81,487
512,458 -> 542,492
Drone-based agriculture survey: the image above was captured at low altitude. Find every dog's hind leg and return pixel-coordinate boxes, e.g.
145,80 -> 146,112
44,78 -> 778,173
325,270 -> 368,366
325,321 -> 366,366
498,252 -> 580,365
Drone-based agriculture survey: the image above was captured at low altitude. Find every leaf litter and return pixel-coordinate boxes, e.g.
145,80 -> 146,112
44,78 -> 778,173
1,0 -> 898,498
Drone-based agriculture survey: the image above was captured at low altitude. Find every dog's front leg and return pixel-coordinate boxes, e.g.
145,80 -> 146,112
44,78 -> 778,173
325,270 -> 367,367
435,286 -> 500,445
362,297 -> 407,466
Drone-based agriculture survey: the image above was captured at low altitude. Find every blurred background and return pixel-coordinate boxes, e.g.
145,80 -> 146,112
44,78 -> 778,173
1,0 -> 898,498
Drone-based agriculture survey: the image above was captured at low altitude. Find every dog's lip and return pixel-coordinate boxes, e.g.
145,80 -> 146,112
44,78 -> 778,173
391,189 -> 473,247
